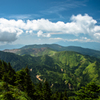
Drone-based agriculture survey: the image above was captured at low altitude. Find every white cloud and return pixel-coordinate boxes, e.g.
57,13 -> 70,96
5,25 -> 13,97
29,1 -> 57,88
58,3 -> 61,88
94,33 -> 100,39
0,14 -> 100,42
26,31 -> 28,34
46,33 -> 51,37
29,30 -> 33,34
37,30 -> 43,37
50,37 -> 92,42
37,30 -> 51,37
50,37 -> 63,40
0,18 -> 24,42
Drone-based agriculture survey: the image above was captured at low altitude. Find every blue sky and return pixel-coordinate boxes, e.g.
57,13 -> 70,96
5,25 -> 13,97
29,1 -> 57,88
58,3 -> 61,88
0,0 -> 100,47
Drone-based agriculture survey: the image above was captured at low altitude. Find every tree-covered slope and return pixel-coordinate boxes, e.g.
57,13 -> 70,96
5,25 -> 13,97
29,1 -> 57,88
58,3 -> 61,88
0,60 -> 34,100
0,51 -> 28,71
0,50 -> 100,92
52,51 -> 100,86
64,46 -> 100,58
29,51 -> 100,91
0,51 -> 38,71
0,60 -> 70,100
0,51 -> 100,100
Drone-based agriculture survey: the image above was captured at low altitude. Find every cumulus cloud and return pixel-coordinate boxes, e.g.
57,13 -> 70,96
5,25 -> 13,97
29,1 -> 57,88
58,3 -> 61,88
24,14 -> 100,40
0,14 -> 100,42
0,18 -> 24,42
0,32 -> 17,42
37,30 -> 51,37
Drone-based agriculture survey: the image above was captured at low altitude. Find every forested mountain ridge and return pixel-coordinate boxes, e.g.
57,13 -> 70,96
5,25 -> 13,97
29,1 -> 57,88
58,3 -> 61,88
0,50 -> 100,93
3,44 -> 100,58
0,51 -> 29,71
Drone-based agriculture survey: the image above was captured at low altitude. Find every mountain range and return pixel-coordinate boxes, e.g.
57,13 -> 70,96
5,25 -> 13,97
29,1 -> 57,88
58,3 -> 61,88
1,41 -> 100,51
3,44 -> 100,58
56,41 -> 100,51
0,44 -> 100,92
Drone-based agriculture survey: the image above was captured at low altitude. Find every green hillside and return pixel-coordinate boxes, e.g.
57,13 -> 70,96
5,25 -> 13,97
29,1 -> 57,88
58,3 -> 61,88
0,55 -> 100,99
0,60 -> 72,100
0,50 -> 100,92
0,51 -> 29,71
29,51 -> 100,91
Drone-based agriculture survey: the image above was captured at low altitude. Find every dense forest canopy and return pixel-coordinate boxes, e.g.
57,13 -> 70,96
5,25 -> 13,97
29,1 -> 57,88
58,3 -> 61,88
0,60 -> 100,100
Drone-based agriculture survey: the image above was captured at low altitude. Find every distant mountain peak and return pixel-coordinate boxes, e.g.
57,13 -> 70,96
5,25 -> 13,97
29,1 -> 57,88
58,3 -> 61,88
2,44 -> 100,58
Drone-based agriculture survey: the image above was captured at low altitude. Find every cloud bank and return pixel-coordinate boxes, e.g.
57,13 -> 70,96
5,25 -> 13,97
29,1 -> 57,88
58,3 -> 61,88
0,14 -> 100,42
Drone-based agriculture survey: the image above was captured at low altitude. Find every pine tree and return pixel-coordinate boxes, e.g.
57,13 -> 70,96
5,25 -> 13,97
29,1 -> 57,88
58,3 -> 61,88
15,69 -> 26,91
24,66 -> 36,99
42,81 -> 52,100
35,82 -> 43,100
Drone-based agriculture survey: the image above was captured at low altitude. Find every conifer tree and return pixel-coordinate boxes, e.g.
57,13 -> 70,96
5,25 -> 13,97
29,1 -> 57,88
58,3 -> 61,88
15,69 -> 26,91
24,66 -> 36,99
35,82 -> 43,100
42,81 -> 52,100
